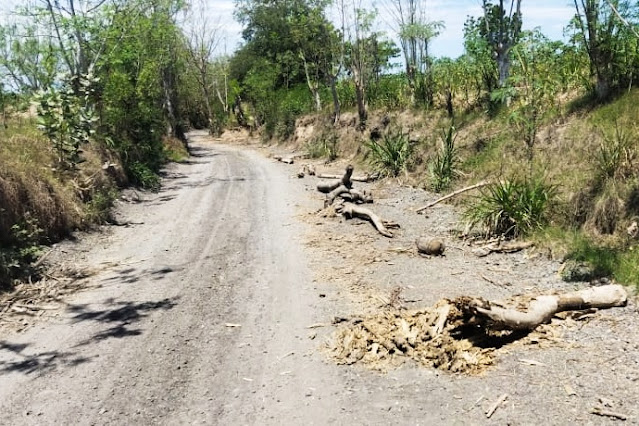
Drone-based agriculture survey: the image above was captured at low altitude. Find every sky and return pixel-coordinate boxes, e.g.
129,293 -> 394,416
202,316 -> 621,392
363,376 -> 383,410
209,0 -> 577,58
0,0 -> 577,59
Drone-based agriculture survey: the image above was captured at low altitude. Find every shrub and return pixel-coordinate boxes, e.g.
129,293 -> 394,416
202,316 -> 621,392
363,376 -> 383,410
0,215 -> 43,289
306,129 -> 338,161
126,161 -> 160,190
365,126 -> 412,177
465,176 -> 558,238
430,125 -> 460,192
594,123 -> 633,181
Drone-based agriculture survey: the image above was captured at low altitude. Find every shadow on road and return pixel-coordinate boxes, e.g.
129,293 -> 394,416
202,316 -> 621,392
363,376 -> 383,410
0,340 -> 93,376
68,297 -> 179,347
0,296 -> 179,376
102,265 -> 181,285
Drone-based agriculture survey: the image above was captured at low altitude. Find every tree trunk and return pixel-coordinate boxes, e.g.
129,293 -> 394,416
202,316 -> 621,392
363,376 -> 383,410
329,75 -> 340,125
497,49 -> 510,88
354,76 -> 367,128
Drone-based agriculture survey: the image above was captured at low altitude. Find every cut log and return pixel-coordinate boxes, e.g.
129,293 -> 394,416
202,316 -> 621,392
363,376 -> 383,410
416,237 -> 445,256
273,154 -> 294,164
415,180 -> 490,213
337,203 -> 394,238
317,171 -> 380,182
317,165 -> 354,193
462,284 -> 628,331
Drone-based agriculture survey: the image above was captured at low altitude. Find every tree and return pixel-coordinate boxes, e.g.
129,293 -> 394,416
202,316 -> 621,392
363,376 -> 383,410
477,0 -> 523,88
341,1 -> 378,127
384,0 -> 443,106
184,1 -> 224,134
0,23 -> 58,93
571,0 -> 639,99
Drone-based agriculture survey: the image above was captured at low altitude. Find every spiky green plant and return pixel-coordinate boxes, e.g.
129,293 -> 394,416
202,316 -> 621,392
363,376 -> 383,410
366,126 -> 411,177
465,176 -> 558,238
430,125 -> 460,192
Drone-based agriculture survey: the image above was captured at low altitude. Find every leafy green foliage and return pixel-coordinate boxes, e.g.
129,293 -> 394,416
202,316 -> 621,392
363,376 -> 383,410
496,31 -> 561,168
366,126 -> 412,177
465,176 -> 558,238
430,125 -> 460,192
0,215 -> 42,288
35,73 -> 98,168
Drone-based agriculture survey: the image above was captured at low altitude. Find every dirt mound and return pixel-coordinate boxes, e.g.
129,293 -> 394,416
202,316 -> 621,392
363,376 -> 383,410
328,299 -> 496,375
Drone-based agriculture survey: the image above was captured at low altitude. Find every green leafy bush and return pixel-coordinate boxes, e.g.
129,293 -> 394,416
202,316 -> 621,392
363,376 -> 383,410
465,176 -> 557,238
126,161 -> 160,190
35,73 -> 98,169
0,215 -> 42,289
430,125 -> 460,192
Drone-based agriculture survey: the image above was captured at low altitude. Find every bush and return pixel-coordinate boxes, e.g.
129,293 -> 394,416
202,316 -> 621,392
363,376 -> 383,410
465,176 -> 558,238
430,125 -> 460,192
306,129 -> 338,161
126,161 -> 160,190
0,215 -> 42,289
365,126 -> 412,177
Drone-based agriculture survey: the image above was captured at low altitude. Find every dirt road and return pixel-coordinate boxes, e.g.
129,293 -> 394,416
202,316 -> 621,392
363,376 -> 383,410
1,131 -> 637,425
0,131 -> 350,424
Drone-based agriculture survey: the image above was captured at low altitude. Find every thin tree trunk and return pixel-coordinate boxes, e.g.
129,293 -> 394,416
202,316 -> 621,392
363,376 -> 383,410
329,74 -> 340,124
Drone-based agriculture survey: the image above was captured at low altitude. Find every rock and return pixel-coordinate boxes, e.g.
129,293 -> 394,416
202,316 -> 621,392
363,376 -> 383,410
416,237 -> 445,256
559,260 -> 597,282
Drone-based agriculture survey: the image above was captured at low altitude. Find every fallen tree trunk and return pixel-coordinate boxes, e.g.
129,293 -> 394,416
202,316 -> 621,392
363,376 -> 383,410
317,171 -> 380,183
337,202 -> 395,238
317,165 -> 354,193
273,155 -> 295,164
416,180 -> 490,213
461,284 -> 628,331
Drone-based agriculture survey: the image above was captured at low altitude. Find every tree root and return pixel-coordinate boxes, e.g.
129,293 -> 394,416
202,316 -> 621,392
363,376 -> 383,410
337,202 -> 395,238
317,165 -> 353,193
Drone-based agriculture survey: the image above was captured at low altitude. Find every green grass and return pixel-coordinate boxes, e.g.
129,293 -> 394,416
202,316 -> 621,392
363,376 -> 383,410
537,227 -> 639,288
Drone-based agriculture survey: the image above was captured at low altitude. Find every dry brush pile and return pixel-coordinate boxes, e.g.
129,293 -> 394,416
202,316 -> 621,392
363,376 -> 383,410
328,285 -> 628,374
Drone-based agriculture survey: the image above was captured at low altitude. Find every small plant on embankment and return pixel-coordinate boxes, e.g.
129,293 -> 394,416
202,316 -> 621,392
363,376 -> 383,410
430,124 -> 460,192
365,126 -> 412,177
465,176 -> 558,238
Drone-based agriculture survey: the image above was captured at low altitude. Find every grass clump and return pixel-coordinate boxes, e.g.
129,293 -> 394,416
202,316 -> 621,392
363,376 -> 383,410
465,176 -> 558,238
430,124 -> 460,192
366,126 -> 412,177
163,136 -> 189,163
306,129 -> 339,161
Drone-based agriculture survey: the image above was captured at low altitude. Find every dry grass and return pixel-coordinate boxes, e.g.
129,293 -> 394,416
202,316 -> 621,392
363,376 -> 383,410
0,119 -> 122,287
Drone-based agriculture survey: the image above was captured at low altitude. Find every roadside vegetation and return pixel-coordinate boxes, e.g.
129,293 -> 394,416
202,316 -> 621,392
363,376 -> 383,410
1,0 -> 639,288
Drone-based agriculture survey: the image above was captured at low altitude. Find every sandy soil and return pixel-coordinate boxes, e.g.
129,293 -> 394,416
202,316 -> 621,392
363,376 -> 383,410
0,129 -> 637,425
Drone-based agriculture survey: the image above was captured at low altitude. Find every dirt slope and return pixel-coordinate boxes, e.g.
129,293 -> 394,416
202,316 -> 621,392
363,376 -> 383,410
0,130 -> 637,425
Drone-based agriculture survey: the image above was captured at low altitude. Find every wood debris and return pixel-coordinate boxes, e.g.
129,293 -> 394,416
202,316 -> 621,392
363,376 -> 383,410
590,407 -> 628,421
485,393 -> 508,418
